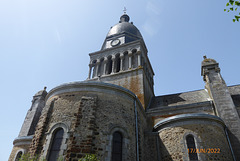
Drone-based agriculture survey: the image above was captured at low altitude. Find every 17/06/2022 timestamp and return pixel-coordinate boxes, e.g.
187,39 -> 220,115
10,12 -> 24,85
188,148 -> 220,154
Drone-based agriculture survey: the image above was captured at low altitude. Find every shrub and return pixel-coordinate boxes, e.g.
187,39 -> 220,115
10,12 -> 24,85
79,154 -> 99,161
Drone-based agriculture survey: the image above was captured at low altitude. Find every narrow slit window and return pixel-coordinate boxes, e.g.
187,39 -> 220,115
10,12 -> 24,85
186,135 -> 198,161
111,131 -> 122,161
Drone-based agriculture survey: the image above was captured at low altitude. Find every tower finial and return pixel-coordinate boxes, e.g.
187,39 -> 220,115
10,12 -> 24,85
203,55 -> 207,59
123,7 -> 127,14
120,9 -> 130,22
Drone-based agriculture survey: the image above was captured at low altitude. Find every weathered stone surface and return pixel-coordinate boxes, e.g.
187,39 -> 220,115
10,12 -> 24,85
19,88 -> 47,137
25,82 -> 148,160
202,59 -> 240,160
155,115 -> 233,161
8,144 -> 30,161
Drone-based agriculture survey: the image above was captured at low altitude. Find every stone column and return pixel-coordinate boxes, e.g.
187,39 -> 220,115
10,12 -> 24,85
95,59 -> 100,78
128,52 -> 132,69
103,57 -> 108,75
137,51 -> 141,67
111,56 -> 116,74
88,64 -> 92,79
120,53 -> 124,71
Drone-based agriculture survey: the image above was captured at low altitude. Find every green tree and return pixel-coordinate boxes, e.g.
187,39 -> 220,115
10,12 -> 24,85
79,154 -> 99,161
224,0 -> 240,22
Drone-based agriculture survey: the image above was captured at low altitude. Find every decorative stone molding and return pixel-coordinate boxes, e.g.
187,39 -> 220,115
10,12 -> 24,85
153,113 -> 225,131
13,136 -> 33,146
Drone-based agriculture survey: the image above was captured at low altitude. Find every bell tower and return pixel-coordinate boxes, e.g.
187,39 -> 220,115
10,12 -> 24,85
87,13 -> 154,108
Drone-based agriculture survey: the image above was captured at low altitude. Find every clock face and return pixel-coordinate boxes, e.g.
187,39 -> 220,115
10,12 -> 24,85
111,39 -> 120,46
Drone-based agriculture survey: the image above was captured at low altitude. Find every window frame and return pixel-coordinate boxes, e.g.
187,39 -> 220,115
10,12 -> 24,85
186,134 -> 198,161
42,122 -> 69,160
184,133 -> 202,161
14,149 -> 25,161
48,128 -> 64,161
106,127 -> 129,161
111,131 -> 123,161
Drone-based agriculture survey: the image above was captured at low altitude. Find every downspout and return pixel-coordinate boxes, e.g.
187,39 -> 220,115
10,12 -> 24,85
156,133 -> 161,161
225,127 -> 236,161
134,96 -> 139,161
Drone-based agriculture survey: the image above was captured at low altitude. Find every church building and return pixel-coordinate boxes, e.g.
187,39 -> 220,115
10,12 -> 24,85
9,13 -> 240,161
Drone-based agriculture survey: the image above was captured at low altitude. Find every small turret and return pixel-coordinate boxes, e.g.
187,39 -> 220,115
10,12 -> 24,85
19,87 -> 47,136
201,56 -> 240,160
9,87 -> 48,161
201,55 -> 220,82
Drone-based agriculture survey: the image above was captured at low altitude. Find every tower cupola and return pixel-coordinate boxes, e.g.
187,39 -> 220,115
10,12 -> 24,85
101,13 -> 143,50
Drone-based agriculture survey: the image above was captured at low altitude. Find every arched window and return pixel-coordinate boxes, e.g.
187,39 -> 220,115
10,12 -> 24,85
123,51 -> 128,70
15,151 -> 23,161
116,54 -> 120,73
91,60 -> 97,78
48,128 -> 64,161
132,49 -> 137,68
111,131 -> 123,161
107,57 -> 112,74
186,135 -> 198,161
99,58 -> 104,76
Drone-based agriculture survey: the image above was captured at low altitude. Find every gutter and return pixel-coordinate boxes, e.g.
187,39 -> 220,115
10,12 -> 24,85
134,96 -> 139,161
225,127 -> 236,161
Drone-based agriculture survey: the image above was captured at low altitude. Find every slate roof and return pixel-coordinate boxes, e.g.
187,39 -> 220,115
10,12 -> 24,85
149,89 -> 211,109
228,84 -> 240,107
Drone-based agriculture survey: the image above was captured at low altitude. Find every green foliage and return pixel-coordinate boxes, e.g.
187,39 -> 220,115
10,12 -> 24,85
224,0 -> 240,22
18,153 -> 64,161
18,153 -> 44,161
56,156 -> 65,161
79,154 -> 99,161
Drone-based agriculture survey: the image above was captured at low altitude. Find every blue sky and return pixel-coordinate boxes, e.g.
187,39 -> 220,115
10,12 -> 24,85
0,0 -> 239,160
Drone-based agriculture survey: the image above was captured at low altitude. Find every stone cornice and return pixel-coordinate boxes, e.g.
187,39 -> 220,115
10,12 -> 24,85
45,81 -> 146,117
13,135 -> 33,146
153,113 -> 225,132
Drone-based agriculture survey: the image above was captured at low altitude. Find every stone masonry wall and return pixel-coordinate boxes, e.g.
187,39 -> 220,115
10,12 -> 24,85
158,121 -> 233,161
65,95 -> 97,160
29,98 -> 56,156
89,68 -> 152,109
95,92 -> 137,161
205,70 -> 240,160
136,101 -> 152,161
8,145 -> 30,161
143,133 -> 158,161
28,83 -> 148,161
